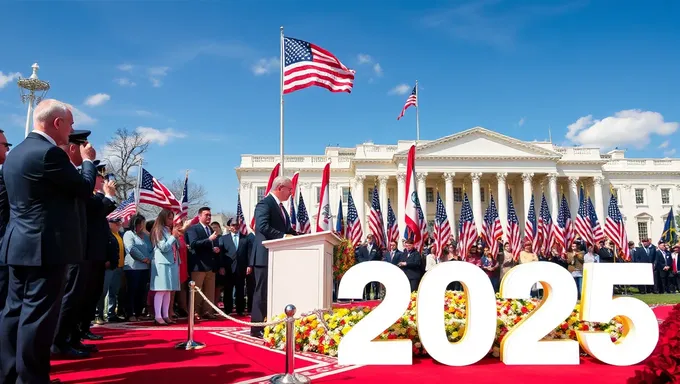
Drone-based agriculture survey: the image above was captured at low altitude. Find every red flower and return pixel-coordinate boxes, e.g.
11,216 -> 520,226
629,303 -> 680,383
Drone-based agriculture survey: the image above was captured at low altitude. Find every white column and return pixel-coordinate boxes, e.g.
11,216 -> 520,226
378,175 -> 389,234
417,172 -> 428,220
568,177 -> 579,219
240,181 -> 252,224
443,173 -> 455,231
522,173 -> 534,219
593,176 -> 605,222
330,182 -> 338,229
548,173 -> 558,220
397,172 -> 406,245
354,175 -> 366,237
496,173 -> 508,240
471,172 -> 483,233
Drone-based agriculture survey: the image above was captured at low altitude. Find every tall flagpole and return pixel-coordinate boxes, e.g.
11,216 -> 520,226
415,79 -> 420,143
280,26 -> 285,176
134,158 -> 143,212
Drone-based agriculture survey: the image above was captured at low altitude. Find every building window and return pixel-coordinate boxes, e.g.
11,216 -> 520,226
315,186 -> 321,203
637,221 -> 648,241
613,188 -> 622,206
661,188 -> 671,205
341,187 -> 350,203
256,186 -> 266,202
453,187 -> 462,202
480,187 -> 485,202
634,189 -> 645,205
426,187 -> 434,203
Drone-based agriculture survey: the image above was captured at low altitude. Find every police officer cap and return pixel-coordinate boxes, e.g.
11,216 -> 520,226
93,160 -> 107,176
68,130 -> 92,145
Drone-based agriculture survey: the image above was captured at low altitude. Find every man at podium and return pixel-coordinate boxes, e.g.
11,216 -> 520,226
248,176 -> 297,338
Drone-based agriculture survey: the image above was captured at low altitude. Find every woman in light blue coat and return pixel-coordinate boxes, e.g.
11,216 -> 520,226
149,209 -> 181,325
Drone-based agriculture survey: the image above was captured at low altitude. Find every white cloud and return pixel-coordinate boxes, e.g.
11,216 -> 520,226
658,140 -> 669,149
388,84 -> 411,95
148,66 -> 170,87
373,63 -> 383,77
251,57 -> 279,76
664,148 -> 676,157
150,78 -> 163,88
518,117 -> 525,126
0,71 -> 21,89
135,126 -> 186,145
70,106 -> 97,126
357,54 -> 372,64
114,78 -> 136,87
566,110 -> 679,149
84,93 -> 111,107
117,64 -> 133,71
135,110 -> 153,116
355,54 -> 383,80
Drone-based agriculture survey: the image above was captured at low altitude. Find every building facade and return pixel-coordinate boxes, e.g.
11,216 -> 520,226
236,127 -> 679,244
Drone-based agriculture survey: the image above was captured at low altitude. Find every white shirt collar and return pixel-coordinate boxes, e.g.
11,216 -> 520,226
270,192 -> 282,206
31,130 -> 56,146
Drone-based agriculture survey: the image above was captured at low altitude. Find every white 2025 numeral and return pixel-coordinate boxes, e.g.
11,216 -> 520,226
337,260 -> 659,366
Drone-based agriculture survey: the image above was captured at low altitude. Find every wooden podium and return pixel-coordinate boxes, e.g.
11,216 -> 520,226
263,231 -> 341,319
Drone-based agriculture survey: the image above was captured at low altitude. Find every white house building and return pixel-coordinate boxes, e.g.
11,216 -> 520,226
236,127 -> 679,244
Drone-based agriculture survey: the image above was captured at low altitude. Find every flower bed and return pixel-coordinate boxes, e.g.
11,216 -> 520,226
332,238 -> 356,281
264,291 -> 625,358
629,303 -> 680,383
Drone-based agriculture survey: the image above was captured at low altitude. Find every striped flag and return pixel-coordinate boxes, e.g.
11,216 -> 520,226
574,186 -> 593,245
289,196 -> 298,233
107,192 -> 136,222
368,186 -> 385,248
524,195 -> 539,252
604,193 -> 629,261
507,194 -> 522,261
555,194 -> 571,254
397,86 -> 417,120
346,190 -> 363,247
540,194 -> 555,255
315,162 -> 331,232
296,194 -> 311,234
386,198 -> 399,246
250,163 -> 280,231
433,192 -> 451,257
283,37 -> 355,94
588,197 -> 605,244
236,194 -> 249,235
138,168 -> 180,210
173,174 -> 189,224
457,193 -> 477,259
403,145 -> 421,245
335,198 -> 345,237
416,196 -> 428,252
482,194 -> 503,257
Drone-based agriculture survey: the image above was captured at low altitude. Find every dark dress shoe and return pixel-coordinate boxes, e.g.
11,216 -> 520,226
108,316 -> 125,323
51,380 -> 62,383
82,331 -> 103,341
250,331 -> 264,339
73,341 -> 98,352
51,344 -> 91,359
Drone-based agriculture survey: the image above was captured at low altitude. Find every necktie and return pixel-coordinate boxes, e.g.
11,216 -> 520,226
233,234 -> 239,248
205,225 -> 211,237
279,203 -> 286,219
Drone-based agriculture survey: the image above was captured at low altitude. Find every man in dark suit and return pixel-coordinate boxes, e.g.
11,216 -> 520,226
597,240 -> 614,263
355,234 -> 383,299
632,238 -> 656,293
185,207 -> 220,319
0,99 -> 97,384
0,129 -> 12,313
219,218 -> 254,316
378,240 -> 401,299
394,239 -> 423,292
655,241 -> 673,293
249,176 -> 297,338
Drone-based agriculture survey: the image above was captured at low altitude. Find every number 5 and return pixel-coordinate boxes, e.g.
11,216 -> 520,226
577,263 -> 659,366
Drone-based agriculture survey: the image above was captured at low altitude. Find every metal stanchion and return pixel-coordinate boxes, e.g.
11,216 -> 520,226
175,281 -> 206,350
270,305 -> 310,384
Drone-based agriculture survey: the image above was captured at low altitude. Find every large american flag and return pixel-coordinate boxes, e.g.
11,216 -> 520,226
107,192 -> 136,221
346,190 -> 363,247
397,86 -> 417,120
604,192 -> 629,260
524,195 -> 539,252
138,168 -> 180,210
416,196 -> 428,252
173,175 -> 189,224
482,194 -> 503,257
296,194 -> 311,234
368,186 -> 385,248
237,193 -> 248,235
283,37 -> 355,94
386,198 -> 399,246
433,192 -> 451,257
457,193 -> 477,259
540,194 -> 555,255
588,197 -> 605,244
507,194 -> 522,261
555,194 -> 571,254
574,186 -> 593,245
289,196 -> 298,233
335,198 -> 345,237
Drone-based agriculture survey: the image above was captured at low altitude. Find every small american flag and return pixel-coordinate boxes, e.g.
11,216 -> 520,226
283,37 -> 355,94
138,168 -> 180,210
368,186 -> 385,248
457,193 -> 477,259
107,192 -> 136,222
540,194 -> 555,255
524,195 -> 538,252
588,197 -> 605,244
237,193 -> 248,235
173,174 -> 189,224
507,194 -> 522,261
397,86 -> 417,120
289,196 -> 298,233
433,192 -> 451,257
346,191 -> 363,247
386,198 -> 399,246
296,194 -> 311,234
574,186 -> 593,245
555,194 -> 571,254
604,193 -> 629,260
482,194 -> 503,257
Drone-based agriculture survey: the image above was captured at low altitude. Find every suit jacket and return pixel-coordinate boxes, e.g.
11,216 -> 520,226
185,223 -> 218,272
394,249 -> 422,280
249,194 -> 296,267
633,246 -> 656,264
219,232 -> 253,275
597,247 -> 614,263
384,249 -> 401,264
0,132 -> 96,266
655,249 -> 672,271
355,243 -> 382,263
85,192 -> 116,262
105,231 -> 120,269
0,170 -> 8,264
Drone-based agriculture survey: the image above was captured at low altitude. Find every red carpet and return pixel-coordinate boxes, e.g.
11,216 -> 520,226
49,304 -> 674,383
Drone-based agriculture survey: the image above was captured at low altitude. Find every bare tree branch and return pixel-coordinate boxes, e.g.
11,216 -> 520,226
103,128 -> 150,201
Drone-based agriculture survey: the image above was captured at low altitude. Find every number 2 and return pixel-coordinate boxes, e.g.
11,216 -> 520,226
337,261 -> 413,365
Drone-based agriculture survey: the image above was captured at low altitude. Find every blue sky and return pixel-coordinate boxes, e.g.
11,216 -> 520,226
0,0 -> 678,212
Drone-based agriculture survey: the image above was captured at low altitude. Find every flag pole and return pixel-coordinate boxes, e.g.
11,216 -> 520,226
279,25 -> 285,176
134,158 -> 143,211
415,79 -> 420,143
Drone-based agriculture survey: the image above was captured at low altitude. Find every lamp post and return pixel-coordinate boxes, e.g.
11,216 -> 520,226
17,63 -> 50,137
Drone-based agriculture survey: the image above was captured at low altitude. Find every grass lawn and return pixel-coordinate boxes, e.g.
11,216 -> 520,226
633,293 -> 680,306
